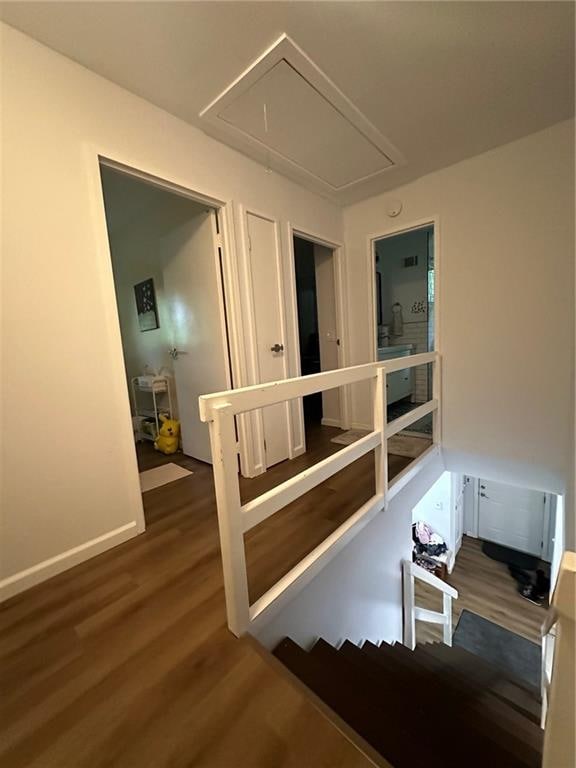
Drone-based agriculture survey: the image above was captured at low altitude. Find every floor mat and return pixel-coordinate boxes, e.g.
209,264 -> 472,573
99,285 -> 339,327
139,463 -> 193,492
481,541 -> 539,571
387,434 -> 431,458
453,609 -> 541,689
330,429 -> 370,445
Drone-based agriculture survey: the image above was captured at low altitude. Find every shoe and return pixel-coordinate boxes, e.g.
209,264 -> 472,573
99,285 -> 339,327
518,584 -> 543,606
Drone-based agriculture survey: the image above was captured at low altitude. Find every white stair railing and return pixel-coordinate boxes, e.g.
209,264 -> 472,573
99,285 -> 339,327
199,352 -> 441,637
542,551 -> 575,767
402,559 -> 458,649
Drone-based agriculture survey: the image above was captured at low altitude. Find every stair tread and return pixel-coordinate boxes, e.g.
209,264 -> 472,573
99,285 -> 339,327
274,637 -> 438,768
274,637 -> 543,768
423,641 -> 540,696
414,643 -> 541,723
379,642 -> 543,751
361,641 -> 542,766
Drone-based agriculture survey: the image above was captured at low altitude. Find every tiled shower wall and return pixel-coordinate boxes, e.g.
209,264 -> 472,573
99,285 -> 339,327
392,321 -> 429,402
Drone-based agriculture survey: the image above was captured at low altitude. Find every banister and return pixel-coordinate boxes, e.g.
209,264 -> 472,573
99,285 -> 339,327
407,560 -> 458,599
203,352 -> 442,637
241,429 -> 381,532
403,559 -> 457,649
199,351 -> 437,420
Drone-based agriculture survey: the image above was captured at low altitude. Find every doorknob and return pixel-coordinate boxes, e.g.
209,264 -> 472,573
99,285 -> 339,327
169,347 -> 187,360
480,492 -> 488,498
270,343 -> 284,353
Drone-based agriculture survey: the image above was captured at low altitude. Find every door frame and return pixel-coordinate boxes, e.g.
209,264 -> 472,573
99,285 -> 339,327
287,224 -> 351,454
86,147 -> 250,525
366,216 -> 441,362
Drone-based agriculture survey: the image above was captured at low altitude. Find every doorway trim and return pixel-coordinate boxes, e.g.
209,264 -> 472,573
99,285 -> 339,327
85,147 -> 248,527
286,224 -> 351,454
366,215 -> 440,364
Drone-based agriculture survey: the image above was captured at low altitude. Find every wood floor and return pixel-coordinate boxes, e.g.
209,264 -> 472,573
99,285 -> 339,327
0,425 -> 405,768
415,536 -> 548,645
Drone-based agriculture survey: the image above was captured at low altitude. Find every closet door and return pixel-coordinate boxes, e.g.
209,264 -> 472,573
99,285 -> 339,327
245,211 -> 291,468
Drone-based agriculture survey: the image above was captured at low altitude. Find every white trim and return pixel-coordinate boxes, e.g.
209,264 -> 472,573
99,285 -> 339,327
87,146 -> 245,479
367,216 -> 440,363
321,417 -> 342,428
248,492 -> 385,630
199,34 -> 404,196
286,224 -> 351,451
200,352 -> 437,419
387,444 -> 443,501
241,430 -> 381,532
0,522 -> 139,603
403,559 -> 457,649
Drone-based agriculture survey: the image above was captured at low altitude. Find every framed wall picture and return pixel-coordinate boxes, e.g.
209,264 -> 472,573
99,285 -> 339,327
134,278 -> 159,332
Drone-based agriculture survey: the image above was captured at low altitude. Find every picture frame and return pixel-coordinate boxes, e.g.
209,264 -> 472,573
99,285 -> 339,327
134,278 -> 159,332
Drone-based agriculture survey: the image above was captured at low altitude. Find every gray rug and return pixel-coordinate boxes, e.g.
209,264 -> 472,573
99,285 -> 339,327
453,610 -> 541,689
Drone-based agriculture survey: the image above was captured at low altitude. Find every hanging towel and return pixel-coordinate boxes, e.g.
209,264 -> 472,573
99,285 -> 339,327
391,302 -> 404,336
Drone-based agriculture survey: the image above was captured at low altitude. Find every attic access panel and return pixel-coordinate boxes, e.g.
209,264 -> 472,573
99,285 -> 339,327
200,36 -> 404,192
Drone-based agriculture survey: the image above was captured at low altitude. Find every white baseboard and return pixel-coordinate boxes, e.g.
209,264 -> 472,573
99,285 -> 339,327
0,521 -> 140,603
321,417 -> 341,428
350,421 -> 372,431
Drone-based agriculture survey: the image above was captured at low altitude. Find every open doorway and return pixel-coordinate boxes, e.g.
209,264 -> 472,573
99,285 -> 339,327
373,223 -> 435,442
293,234 -> 342,442
100,164 -> 231,494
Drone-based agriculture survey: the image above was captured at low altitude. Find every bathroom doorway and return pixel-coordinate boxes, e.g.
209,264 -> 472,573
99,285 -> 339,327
372,222 -> 436,435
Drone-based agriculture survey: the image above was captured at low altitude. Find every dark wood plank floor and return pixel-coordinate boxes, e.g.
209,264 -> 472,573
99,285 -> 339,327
0,426 -> 394,768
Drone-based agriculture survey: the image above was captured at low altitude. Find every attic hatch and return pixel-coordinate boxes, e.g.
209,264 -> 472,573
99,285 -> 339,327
199,35 -> 404,192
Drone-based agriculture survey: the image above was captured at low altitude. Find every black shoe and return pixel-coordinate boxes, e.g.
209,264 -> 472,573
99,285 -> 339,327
518,584 -> 543,606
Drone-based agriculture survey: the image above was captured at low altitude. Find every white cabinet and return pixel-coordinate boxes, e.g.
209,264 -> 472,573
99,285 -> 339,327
377,344 -> 414,404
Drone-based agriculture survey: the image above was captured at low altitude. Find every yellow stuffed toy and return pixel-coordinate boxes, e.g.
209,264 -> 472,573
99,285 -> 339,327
154,414 -> 180,455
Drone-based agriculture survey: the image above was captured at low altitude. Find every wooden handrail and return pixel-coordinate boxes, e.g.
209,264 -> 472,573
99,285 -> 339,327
409,560 -> 458,599
199,351 -> 437,420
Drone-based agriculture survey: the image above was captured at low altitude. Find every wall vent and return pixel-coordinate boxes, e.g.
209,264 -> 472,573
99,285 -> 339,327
403,255 -> 419,268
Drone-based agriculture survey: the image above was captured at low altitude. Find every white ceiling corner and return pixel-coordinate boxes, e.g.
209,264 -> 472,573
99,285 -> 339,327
199,35 -> 405,196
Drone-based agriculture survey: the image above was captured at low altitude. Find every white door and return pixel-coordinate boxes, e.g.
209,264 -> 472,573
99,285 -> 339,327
163,209 -> 230,463
478,479 -> 546,556
246,212 -> 290,468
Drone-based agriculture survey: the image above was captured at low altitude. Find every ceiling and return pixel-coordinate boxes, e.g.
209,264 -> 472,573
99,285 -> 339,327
2,1 -> 574,205
100,165 -> 207,238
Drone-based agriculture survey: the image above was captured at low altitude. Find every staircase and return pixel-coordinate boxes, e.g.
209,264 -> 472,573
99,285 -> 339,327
274,637 -> 543,768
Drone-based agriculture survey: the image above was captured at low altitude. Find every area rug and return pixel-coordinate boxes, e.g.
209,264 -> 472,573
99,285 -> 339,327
387,434 -> 431,459
453,609 -> 541,689
139,463 -> 193,492
330,429 -> 370,446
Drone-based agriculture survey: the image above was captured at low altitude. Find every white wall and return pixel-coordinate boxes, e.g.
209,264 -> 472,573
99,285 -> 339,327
257,451 -> 445,650
0,24 -> 343,598
412,471 -> 452,545
344,120 -> 575,499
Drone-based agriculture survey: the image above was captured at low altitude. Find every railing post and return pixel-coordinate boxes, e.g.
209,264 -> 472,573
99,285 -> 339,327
443,593 -> 453,646
206,402 -> 250,636
432,353 -> 441,446
373,367 -> 388,499
402,561 -> 416,650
